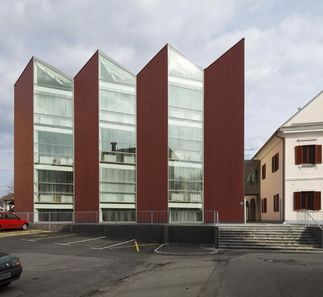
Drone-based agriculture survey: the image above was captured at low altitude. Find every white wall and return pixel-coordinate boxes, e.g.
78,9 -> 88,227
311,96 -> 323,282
284,131 -> 323,222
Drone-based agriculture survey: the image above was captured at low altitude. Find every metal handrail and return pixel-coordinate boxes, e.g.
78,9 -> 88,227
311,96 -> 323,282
305,210 -> 323,230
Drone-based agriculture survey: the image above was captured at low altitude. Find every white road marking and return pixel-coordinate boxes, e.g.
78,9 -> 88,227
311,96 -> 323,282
0,230 -> 51,238
21,233 -> 78,242
54,236 -> 106,246
91,238 -> 136,250
154,243 -> 166,253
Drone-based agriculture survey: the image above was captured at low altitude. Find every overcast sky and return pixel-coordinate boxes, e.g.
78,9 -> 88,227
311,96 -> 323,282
1,0 -> 323,194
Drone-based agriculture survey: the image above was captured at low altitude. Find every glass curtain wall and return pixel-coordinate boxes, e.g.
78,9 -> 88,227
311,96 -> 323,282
33,60 -> 74,220
168,47 -> 204,222
98,53 -> 136,222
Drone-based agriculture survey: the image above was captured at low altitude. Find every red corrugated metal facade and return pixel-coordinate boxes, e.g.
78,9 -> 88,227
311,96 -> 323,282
204,39 -> 245,222
74,51 -> 99,221
14,59 -> 34,213
136,46 -> 169,222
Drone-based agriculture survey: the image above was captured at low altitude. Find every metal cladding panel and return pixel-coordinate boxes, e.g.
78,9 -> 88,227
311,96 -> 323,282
74,52 -> 99,219
14,59 -> 34,212
204,39 -> 245,223
137,46 -> 168,220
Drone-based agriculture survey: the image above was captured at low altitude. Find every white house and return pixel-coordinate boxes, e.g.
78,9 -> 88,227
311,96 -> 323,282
254,91 -> 323,223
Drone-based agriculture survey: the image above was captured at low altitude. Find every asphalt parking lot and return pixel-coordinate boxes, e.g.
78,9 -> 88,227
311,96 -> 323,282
0,229 -> 323,297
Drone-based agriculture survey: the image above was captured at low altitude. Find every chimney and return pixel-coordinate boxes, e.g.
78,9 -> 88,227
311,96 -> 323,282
111,142 -> 117,151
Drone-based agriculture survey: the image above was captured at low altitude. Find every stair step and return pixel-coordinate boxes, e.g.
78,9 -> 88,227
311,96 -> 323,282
219,244 -> 321,251
220,240 -> 318,245
218,225 -> 320,250
219,236 -> 314,239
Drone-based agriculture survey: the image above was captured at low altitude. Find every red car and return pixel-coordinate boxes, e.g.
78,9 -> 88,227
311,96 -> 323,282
0,213 -> 29,231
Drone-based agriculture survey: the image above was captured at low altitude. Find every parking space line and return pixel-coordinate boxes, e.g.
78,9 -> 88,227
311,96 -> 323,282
109,243 -> 160,250
0,230 -> 51,238
154,243 -> 166,253
54,236 -> 106,246
21,233 -> 78,242
91,239 -> 136,250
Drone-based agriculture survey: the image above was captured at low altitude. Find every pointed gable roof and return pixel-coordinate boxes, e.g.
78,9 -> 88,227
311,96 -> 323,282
281,91 -> 323,128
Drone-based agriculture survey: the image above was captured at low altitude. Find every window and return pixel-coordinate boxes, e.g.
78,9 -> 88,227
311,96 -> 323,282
261,198 -> 267,213
247,169 -> 258,185
295,145 -> 322,165
5,213 -> 19,220
294,192 -> 321,210
262,164 -> 266,180
273,194 -> 279,212
272,153 -> 279,172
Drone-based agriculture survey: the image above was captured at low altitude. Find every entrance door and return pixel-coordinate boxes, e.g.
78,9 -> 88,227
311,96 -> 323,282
249,199 -> 256,221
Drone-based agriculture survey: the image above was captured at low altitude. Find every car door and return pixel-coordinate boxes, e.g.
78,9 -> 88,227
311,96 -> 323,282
5,213 -> 20,229
0,213 -> 9,229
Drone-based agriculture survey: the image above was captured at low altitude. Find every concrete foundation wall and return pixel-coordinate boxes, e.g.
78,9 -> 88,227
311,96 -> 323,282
31,223 -> 219,246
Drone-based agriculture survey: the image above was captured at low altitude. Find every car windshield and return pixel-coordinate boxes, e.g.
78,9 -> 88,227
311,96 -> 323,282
4,213 -> 19,220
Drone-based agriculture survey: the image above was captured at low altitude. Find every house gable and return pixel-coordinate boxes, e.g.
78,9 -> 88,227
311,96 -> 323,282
282,92 -> 323,128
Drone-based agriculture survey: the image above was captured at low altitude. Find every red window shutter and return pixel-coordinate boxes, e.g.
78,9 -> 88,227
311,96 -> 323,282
315,145 -> 322,164
293,192 -> 301,210
295,146 -> 302,165
262,164 -> 266,179
314,192 -> 321,210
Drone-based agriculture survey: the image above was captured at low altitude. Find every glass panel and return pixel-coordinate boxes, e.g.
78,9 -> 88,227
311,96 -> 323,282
169,192 -> 202,203
100,167 -> 135,183
169,149 -> 202,162
101,127 -> 136,152
34,114 -> 73,128
37,170 -> 73,195
38,131 -> 73,158
169,124 -> 202,142
35,93 -> 72,118
168,85 -> 203,111
100,90 -> 135,114
169,208 -> 203,222
169,106 -> 202,122
37,209 -> 73,222
101,193 -> 135,203
100,183 -> 135,193
99,55 -> 135,85
102,209 -> 135,222
169,166 -> 203,181
35,61 -> 72,91
169,180 -> 202,191
169,139 -> 202,152
168,48 -> 203,82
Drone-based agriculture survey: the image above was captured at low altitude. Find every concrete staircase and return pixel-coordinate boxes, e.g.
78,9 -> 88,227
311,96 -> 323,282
219,224 -> 321,251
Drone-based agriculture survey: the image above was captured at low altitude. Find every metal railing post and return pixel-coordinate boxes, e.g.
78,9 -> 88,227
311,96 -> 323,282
151,211 -> 153,224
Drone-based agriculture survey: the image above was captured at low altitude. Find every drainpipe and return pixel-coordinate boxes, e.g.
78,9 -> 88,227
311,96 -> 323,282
275,131 -> 285,223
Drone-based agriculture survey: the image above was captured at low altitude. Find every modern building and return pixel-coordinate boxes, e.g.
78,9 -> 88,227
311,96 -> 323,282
253,91 -> 323,223
15,40 -> 244,223
15,58 -> 74,221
